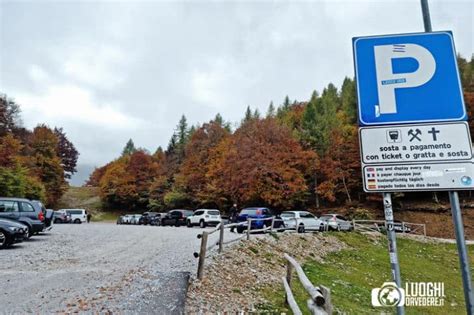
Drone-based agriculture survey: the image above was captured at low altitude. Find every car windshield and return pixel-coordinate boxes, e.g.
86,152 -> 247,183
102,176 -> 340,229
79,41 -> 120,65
281,212 -> 295,218
320,215 -> 334,220
208,210 -> 220,215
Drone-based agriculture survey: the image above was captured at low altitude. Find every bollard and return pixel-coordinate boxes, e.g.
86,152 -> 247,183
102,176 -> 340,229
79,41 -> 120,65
219,222 -> 224,253
246,218 -> 251,240
197,231 -> 208,280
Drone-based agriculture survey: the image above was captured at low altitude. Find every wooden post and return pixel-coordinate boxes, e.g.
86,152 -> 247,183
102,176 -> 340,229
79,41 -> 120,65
270,216 -> 275,232
218,223 -> 224,253
246,218 -> 251,240
197,231 -> 208,280
286,259 -> 293,287
352,219 -> 356,231
423,224 -> 426,236
402,222 -> 406,233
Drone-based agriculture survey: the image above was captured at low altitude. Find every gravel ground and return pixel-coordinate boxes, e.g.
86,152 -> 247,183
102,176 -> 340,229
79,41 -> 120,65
0,223 -> 239,314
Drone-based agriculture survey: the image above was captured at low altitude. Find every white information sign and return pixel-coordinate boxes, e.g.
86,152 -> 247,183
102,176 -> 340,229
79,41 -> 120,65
359,122 -> 473,164
362,161 -> 474,192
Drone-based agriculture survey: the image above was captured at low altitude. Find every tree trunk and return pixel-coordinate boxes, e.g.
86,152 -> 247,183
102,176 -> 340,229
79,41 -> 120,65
315,172 -> 320,209
342,173 -> 352,203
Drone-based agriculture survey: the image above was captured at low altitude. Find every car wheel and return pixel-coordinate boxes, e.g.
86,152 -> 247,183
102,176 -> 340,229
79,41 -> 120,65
199,220 -> 206,228
297,224 -> 305,233
237,226 -> 244,234
319,224 -> 325,232
0,230 -> 8,249
74,219 -> 81,224
187,220 -> 192,228
54,218 -> 59,224
25,225 -> 33,238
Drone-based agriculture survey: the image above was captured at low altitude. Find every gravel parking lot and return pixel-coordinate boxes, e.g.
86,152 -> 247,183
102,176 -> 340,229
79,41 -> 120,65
0,223 -> 237,313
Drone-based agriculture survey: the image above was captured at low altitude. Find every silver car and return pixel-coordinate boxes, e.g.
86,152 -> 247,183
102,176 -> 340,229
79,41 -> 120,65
320,214 -> 353,231
281,211 -> 326,233
130,214 -> 142,225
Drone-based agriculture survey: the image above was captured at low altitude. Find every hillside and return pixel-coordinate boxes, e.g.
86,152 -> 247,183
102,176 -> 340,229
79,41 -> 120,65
187,232 -> 473,314
57,186 -> 102,211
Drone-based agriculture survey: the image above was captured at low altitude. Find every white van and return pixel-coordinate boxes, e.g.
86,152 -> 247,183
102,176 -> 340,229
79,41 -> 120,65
63,209 -> 87,224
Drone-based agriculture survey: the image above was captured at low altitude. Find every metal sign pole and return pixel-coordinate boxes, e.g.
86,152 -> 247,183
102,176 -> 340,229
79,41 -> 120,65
420,1 -> 474,313
383,193 -> 405,315
450,192 -> 474,314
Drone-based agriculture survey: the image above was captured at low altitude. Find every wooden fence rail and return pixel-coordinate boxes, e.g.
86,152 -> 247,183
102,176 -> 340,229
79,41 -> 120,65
352,220 -> 426,236
283,253 -> 333,315
194,217 -> 299,280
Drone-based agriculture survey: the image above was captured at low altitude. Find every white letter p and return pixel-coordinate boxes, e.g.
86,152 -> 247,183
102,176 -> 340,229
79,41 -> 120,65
374,43 -> 436,116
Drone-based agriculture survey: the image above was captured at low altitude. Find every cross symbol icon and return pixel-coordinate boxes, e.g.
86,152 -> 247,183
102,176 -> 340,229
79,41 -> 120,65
428,127 -> 440,141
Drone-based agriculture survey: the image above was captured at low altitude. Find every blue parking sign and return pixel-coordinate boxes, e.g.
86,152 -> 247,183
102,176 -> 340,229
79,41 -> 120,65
353,31 -> 466,126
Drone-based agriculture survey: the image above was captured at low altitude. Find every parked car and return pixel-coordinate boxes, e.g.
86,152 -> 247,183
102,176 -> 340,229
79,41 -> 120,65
161,210 -> 194,226
130,214 -> 142,225
149,213 -> 164,226
0,197 -> 45,237
121,214 -> 134,224
235,207 -> 284,233
280,211 -> 326,233
320,214 -> 353,231
116,215 -> 124,225
139,212 -> 159,225
187,209 -> 222,228
63,209 -> 87,224
53,210 -> 72,223
31,200 -> 53,231
0,218 -> 28,249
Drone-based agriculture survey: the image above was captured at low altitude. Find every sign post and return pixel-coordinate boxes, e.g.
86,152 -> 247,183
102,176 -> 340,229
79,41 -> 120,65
353,1 -> 473,314
383,193 -> 404,315
420,1 -> 474,313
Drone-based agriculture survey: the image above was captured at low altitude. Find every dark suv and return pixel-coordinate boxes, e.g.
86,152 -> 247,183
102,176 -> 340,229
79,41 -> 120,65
0,218 -> 28,248
161,210 -> 194,226
139,212 -> 159,225
0,198 -> 45,237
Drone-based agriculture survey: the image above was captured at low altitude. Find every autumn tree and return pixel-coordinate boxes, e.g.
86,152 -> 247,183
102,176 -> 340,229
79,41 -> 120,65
177,121 -> 230,205
86,163 -> 111,187
29,125 -> 67,206
54,127 -> 78,179
0,134 -> 22,168
206,118 -> 316,209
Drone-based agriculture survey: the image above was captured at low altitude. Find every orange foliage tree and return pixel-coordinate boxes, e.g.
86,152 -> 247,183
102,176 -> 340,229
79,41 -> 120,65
205,118 -> 317,210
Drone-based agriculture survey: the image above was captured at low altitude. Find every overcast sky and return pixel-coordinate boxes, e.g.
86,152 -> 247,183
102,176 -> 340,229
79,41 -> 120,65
1,0 -> 472,185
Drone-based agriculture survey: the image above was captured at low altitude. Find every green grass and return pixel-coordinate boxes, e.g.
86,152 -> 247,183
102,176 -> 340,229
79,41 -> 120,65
57,186 -> 103,211
90,211 -> 119,222
262,232 -> 473,314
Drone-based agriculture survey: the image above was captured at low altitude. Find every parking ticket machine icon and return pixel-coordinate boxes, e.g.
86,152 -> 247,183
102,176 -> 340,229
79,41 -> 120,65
387,130 -> 402,143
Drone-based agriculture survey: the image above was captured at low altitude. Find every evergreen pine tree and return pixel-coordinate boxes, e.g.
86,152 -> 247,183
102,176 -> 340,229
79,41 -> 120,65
122,139 -> 137,156
266,101 -> 275,118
